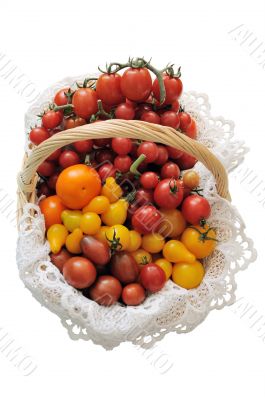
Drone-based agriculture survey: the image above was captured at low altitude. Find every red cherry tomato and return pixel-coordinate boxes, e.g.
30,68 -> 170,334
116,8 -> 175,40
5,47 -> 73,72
135,188 -> 154,207
63,117 -> 86,130
47,172 -> 60,190
59,150 -> 80,169
140,111 -> 161,124
98,163 -> 117,180
171,99 -> 180,112
140,263 -> 166,293
63,257 -> 97,289
54,87 -> 71,106
126,99 -> 137,108
179,112 -> 192,131
154,178 -> 183,209
137,141 -> 158,163
93,138 -> 111,148
95,149 -> 115,164
46,148 -> 62,161
115,103 -> 135,120
37,161 -> 56,177
88,275 -> 122,306
73,139 -> 93,153
121,67 -> 152,102
140,171 -> 159,189
183,118 -> 197,139
96,73 -> 125,106
29,127 -> 50,145
166,146 -> 184,159
160,111 -> 180,129
42,110 -> 63,129
122,283 -> 146,306
72,88 -> 98,119
177,152 -> 197,170
132,205 -> 161,234
154,145 -> 169,165
181,194 -> 211,225
135,103 -> 152,119
111,138 -> 133,155
161,162 -> 180,179
114,155 -> 132,172
152,73 -> 183,105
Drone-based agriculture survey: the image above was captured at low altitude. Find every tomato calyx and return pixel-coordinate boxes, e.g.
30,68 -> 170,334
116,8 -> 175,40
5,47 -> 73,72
90,100 -> 114,122
130,154 -> 146,177
76,77 -> 98,89
166,65 -> 182,79
190,226 -> 218,243
106,229 -> 122,253
140,256 -> 149,265
169,178 -> 179,194
190,187 -> 204,197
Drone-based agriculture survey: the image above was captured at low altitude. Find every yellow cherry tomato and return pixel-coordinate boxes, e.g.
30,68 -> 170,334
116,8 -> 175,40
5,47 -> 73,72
181,225 -> 217,258
65,228 -> 83,254
101,199 -> 128,226
142,233 -> 165,254
93,226 -> 110,245
61,210 -> 82,232
82,195 -> 110,214
130,249 -> 152,266
155,258 -> 172,280
172,260 -> 205,289
163,240 -> 196,263
106,224 -> 130,251
127,230 -> 142,252
158,209 -> 186,238
47,224 -> 68,254
101,177 -> 123,203
80,212 -> 101,235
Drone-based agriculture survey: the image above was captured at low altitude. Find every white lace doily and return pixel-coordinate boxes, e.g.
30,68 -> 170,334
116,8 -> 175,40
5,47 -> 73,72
17,74 -> 257,350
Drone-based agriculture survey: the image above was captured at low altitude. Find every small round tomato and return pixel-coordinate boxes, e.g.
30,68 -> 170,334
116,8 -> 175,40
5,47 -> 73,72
154,145 -> 169,165
73,139 -> 93,153
80,212 -> 101,235
153,73 -> 183,105
179,112 -> 192,131
161,162 -> 180,179
63,256 -> 97,289
54,87 -> 71,106
154,178 -> 183,209
114,155 -> 132,172
98,163 -> 117,180
172,260 -> 205,289
93,138 -> 111,148
135,103 -> 152,119
142,233 -> 165,254
135,188 -> 154,207
137,141 -> 158,163
130,249 -> 152,266
122,283 -> 146,306
88,275 -> 122,306
106,224 -> 130,251
37,160 -> 56,177
72,88 -> 98,119
111,138 -> 132,155
166,146 -> 183,159
181,225 -> 217,258
29,127 -> 50,145
183,171 -> 200,189
183,118 -> 197,139
83,195 -> 110,214
127,230 -> 142,252
121,67 -> 152,102
39,195 -> 66,229
59,150 -> 80,169
160,111 -> 180,129
177,152 -> 197,170
181,194 -> 211,225
64,117 -> 86,130
140,172 -> 159,189
140,263 -> 166,293
42,110 -> 63,129
95,149 -> 115,164
132,205 -> 161,235
115,103 -> 135,119
96,73 -> 124,106
158,209 -> 187,238
155,258 -> 172,280
140,111 -> 161,124
56,164 -> 101,209
50,248 -> 71,272
171,99 -> 180,112
46,148 -> 62,161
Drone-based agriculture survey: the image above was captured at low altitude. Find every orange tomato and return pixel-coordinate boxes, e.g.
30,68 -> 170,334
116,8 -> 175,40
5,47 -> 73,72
56,164 -> 101,209
39,195 -> 66,229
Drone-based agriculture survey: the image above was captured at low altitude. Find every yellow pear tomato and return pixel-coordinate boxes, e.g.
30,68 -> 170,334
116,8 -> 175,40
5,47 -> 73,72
80,212 -> 101,235
142,233 -> 165,254
155,258 -> 172,280
163,240 -> 196,263
65,228 -> 83,254
82,195 -> 110,214
47,224 -> 68,254
61,210 -> 82,232
172,260 -> 205,289
101,199 -> 128,226
101,177 -> 123,203
181,225 -> 217,258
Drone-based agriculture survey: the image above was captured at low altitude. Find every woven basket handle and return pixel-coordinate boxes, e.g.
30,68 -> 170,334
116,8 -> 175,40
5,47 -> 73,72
17,119 -> 231,206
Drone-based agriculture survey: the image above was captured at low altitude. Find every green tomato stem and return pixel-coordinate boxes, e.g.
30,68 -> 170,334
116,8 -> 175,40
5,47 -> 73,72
130,154 -> 146,177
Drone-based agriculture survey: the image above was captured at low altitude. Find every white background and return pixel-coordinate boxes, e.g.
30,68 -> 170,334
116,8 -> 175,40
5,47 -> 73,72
0,0 -> 265,398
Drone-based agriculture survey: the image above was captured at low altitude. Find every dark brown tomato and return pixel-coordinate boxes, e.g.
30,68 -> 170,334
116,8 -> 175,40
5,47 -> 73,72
81,236 -> 111,265
110,252 -> 139,284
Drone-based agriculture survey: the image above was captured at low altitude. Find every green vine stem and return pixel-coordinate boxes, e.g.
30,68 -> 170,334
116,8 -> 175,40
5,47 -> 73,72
130,154 -> 146,177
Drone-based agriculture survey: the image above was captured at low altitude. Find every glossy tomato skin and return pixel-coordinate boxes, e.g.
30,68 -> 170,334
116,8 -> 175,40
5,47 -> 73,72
42,110 -> 63,129
161,162 -> 180,179
110,252 -> 139,284
96,73 -> 124,106
166,146 -> 183,159
135,103 -> 152,119
152,74 -> 183,105
177,152 -> 197,170
140,172 -> 159,189
132,205 -> 161,234
50,248 -> 71,272
181,194 -> 211,225
93,138 -> 111,148
179,112 -> 192,131
121,68 -> 152,102
160,111 -> 180,129
154,145 -> 169,165
37,160 -> 56,177
81,235 -> 111,265
115,103 -> 135,119
140,263 -> 166,293
137,142 -> 158,163
111,138 -> 132,155
46,148 -> 62,162
183,118 -> 197,139
95,149 -> 115,164
39,195 -> 66,229
63,117 -> 86,130
54,87 -> 70,106
72,88 -> 98,119
63,257 -> 97,289
140,111 -> 161,124
73,140 -> 93,153
29,127 -> 50,145
171,99 -> 180,112
88,275 -> 122,306
98,163 -> 117,180
154,178 -> 184,209
135,188 -> 154,207
114,155 -> 132,173
122,283 -> 146,306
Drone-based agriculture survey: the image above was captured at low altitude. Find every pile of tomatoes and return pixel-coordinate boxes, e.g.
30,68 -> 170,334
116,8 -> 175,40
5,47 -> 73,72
30,58 -> 218,307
